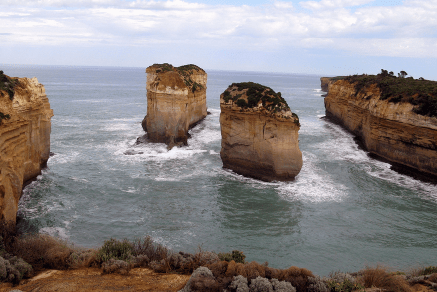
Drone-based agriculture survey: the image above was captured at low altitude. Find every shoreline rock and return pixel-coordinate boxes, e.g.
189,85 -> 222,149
220,82 -> 302,181
142,63 -> 207,150
0,73 -> 53,223
324,77 -> 437,178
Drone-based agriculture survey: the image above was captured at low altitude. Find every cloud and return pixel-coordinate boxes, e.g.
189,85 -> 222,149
1,0 -> 436,58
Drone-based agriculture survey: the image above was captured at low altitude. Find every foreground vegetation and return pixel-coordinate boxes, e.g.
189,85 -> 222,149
335,70 -> 437,117
1,222 -> 436,291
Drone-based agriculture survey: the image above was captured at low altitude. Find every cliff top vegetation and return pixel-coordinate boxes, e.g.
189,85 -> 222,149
221,82 -> 291,113
337,70 -> 437,117
147,63 -> 205,92
0,70 -> 19,101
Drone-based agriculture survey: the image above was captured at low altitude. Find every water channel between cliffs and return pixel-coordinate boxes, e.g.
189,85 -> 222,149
4,65 -> 437,276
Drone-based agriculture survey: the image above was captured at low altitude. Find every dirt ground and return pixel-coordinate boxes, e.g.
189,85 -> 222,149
0,268 -> 190,292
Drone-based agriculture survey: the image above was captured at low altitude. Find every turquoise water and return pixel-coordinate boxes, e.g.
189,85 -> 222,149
3,65 -> 437,276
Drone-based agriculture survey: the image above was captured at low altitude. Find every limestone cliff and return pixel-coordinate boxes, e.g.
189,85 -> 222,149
220,82 -> 302,181
142,63 -> 207,149
0,72 -> 53,223
320,77 -> 333,92
324,78 -> 437,177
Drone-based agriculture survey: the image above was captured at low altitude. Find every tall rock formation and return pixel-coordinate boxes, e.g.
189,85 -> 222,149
324,74 -> 437,177
0,72 -> 53,223
142,63 -> 207,149
220,82 -> 302,181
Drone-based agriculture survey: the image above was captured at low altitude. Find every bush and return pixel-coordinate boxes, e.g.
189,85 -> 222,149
229,275 -> 249,292
325,272 -> 361,292
249,276 -> 273,292
0,255 -> 33,284
179,266 -> 217,292
359,266 -> 412,292
97,238 -> 134,263
12,234 -> 74,271
308,276 -> 329,292
69,248 -> 99,268
218,250 -> 246,264
236,99 -> 248,108
102,259 -> 131,275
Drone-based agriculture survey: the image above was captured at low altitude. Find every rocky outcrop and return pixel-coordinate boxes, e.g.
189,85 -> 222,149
0,73 -> 53,223
220,82 -> 302,181
320,77 -> 333,92
142,63 -> 207,149
324,79 -> 437,177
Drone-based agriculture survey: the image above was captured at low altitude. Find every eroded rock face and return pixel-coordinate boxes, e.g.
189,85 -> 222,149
220,82 -> 303,181
325,79 -> 437,177
321,77 -> 339,93
142,63 -> 207,149
0,74 -> 53,223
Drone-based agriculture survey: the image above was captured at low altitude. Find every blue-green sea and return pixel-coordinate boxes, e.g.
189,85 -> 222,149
2,65 -> 436,276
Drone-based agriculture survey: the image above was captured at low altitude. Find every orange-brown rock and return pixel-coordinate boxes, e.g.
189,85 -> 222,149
320,77 -> 333,92
220,82 -> 302,181
142,63 -> 207,149
0,74 -> 53,223
324,79 -> 437,177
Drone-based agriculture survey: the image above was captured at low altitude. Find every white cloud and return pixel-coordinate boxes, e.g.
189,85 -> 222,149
299,0 -> 374,10
0,0 -> 436,58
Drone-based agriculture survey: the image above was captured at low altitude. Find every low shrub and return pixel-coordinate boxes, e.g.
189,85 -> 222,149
419,266 -> 437,276
325,272 -> 362,292
0,255 -> 33,285
69,248 -> 99,268
359,266 -> 412,292
102,259 -> 131,275
218,250 -> 246,264
97,238 -> 133,263
12,234 -> 74,271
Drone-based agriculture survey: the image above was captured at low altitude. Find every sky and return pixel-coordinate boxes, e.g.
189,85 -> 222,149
1,0 -> 437,79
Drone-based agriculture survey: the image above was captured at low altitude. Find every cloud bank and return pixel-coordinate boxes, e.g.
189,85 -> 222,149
1,0 -> 436,76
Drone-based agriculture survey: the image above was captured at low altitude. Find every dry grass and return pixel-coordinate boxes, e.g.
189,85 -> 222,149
12,234 -> 75,271
358,266 -> 412,292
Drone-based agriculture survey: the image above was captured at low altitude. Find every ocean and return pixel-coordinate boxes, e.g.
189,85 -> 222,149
3,65 -> 437,276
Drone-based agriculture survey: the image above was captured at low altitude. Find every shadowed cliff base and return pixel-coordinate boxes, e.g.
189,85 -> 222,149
322,114 -> 437,184
220,82 -> 302,182
323,70 -> 437,179
142,63 -> 208,150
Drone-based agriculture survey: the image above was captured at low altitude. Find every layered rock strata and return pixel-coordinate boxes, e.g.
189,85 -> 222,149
142,63 -> 207,149
0,73 -> 53,223
320,77 -> 333,92
220,82 -> 302,181
325,79 -> 437,177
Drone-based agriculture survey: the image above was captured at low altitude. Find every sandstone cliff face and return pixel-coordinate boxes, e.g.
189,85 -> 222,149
320,77 -> 333,92
0,75 -> 53,223
142,64 -> 207,149
325,80 -> 437,176
220,83 -> 302,181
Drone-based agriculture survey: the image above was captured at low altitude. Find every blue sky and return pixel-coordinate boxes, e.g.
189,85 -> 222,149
1,0 -> 437,79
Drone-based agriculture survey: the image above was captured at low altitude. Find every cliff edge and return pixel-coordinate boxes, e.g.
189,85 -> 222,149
220,82 -> 302,181
0,71 -> 53,223
324,72 -> 437,177
142,63 -> 207,149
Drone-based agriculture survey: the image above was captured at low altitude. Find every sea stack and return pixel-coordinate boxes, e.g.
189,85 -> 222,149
142,63 -> 207,149
324,71 -> 437,177
0,71 -> 53,223
220,82 -> 303,181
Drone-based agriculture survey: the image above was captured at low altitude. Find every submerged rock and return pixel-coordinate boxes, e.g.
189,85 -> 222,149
0,73 -> 53,223
142,63 -> 207,150
219,82 -> 303,181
